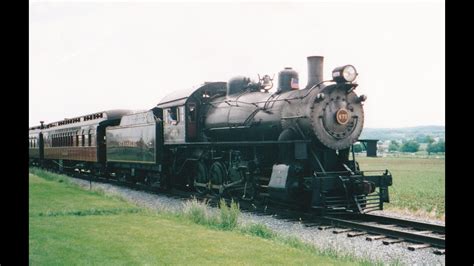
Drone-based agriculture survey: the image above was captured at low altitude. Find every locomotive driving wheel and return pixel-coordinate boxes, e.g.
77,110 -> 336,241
241,170 -> 257,201
209,161 -> 227,195
194,161 -> 209,194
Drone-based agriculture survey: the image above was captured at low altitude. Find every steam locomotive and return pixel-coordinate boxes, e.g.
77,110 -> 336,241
29,56 -> 392,214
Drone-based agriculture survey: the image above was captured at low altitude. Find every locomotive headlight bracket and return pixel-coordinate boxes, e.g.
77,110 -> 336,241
332,65 -> 358,83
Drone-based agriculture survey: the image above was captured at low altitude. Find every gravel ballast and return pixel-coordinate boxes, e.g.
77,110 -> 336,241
68,177 -> 445,265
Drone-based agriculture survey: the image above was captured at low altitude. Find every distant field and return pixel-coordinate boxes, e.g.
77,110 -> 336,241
29,172 -> 362,265
356,156 -> 445,218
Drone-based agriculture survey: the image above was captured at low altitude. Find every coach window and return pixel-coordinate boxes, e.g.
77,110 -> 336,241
91,131 -> 96,146
84,133 -> 89,147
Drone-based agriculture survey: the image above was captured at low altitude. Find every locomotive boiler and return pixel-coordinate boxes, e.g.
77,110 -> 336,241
204,56 -> 364,149
29,55 -> 392,214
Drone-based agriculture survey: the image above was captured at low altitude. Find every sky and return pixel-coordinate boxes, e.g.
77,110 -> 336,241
29,0 -> 445,128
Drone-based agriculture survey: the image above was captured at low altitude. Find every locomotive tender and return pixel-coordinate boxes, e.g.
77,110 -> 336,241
29,56 -> 392,213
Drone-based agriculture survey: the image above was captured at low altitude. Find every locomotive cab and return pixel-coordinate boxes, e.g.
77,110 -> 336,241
157,82 -> 227,144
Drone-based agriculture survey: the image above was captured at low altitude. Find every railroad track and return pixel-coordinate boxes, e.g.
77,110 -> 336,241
44,168 -> 446,255
218,200 -> 446,255
320,213 -> 445,254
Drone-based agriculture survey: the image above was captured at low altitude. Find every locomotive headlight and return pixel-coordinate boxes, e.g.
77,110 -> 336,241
332,65 -> 358,83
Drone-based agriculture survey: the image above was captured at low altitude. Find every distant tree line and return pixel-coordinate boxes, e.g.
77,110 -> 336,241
427,140 -> 445,154
352,135 -> 445,154
387,138 -> 444,153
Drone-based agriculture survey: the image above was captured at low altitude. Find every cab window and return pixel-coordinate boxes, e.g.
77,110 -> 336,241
188,105 -> 196,122
166,107 -> 180,124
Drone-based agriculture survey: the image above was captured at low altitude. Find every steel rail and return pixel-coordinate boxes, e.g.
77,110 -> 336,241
322,216 -> 445,248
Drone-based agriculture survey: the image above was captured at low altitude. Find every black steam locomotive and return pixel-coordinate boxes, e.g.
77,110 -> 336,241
29,56 -> 392,214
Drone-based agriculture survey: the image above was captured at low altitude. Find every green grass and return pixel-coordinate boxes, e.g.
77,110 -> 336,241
31,214 -> 358,265
357,156 -> 445,218
240,223 -> 276,239
29,173 -> 136,217
29,171 -> 372,265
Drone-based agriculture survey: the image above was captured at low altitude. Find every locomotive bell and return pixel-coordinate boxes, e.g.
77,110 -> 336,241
277,67 -> 299,93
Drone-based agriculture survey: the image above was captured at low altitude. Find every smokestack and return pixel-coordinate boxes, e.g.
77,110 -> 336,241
306,56 -> 324,89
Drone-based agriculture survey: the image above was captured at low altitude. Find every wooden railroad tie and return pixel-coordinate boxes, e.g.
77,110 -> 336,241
318,225 -> 333,230
433,249 -> 445,255
366,235 -> 387,241
383,238 -> 404,245
347,231 -> 366,237
333,228 -> 352,234
408,243 -> 431,251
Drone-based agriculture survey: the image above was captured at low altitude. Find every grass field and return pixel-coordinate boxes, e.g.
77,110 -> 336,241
356,156 -> 445,219
29,172 -> 370,265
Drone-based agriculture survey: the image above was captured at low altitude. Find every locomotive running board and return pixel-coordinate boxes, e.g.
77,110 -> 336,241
164,140 -> 311,146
